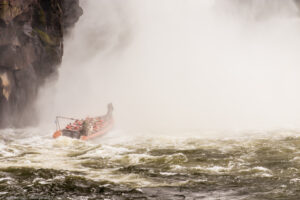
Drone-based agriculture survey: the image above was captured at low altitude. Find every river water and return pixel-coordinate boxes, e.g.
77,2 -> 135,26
3,1 -> 300,199
1,128 -> 300,199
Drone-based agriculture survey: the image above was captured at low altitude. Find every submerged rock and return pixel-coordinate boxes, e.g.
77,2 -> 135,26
0,0 -> 82,128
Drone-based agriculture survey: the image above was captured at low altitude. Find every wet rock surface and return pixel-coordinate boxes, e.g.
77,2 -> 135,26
0,0 -> 82,128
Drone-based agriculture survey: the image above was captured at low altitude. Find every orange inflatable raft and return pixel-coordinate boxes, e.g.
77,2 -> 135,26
53,103 -> 113,140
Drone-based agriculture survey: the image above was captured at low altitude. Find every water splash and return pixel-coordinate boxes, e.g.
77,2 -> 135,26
38,0 -> 300,133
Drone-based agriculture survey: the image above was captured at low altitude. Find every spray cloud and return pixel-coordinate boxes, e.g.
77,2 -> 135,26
38,0 -> 300,133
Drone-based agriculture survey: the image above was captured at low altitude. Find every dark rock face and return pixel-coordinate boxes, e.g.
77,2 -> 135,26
0,0 -> 82,128
63,0 -> 82,35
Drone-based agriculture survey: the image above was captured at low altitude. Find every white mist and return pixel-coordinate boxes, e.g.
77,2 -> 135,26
38,0 -> 300,133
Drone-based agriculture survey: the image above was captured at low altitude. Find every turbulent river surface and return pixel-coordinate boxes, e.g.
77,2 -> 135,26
1,128 -> 300,200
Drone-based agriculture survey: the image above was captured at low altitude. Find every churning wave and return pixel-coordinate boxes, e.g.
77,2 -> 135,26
1,128 -> 300,199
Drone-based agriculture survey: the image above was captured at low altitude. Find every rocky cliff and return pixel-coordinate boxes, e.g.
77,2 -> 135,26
0,0 -> 82,128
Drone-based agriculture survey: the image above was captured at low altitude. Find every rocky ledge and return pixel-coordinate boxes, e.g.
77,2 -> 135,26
0,0 -> 82,128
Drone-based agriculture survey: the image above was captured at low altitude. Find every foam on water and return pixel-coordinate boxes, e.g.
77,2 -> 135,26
1,128 -> 300,187
3,1 -> 300,199
1,128 -> 300,198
